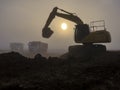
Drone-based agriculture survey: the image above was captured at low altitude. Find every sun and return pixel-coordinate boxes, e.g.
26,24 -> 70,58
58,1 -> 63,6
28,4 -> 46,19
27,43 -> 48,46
61,23 -> 67,30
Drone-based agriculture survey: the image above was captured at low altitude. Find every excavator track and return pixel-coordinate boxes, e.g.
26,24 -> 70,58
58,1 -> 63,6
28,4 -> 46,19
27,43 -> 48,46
68,44 -> 106,59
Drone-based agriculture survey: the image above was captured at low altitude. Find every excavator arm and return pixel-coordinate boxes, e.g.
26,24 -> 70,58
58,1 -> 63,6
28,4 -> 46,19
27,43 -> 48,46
42,7 -> 83,38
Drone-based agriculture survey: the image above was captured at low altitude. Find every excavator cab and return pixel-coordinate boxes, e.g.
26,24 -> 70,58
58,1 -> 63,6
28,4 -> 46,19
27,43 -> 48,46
75,24 -> 90,43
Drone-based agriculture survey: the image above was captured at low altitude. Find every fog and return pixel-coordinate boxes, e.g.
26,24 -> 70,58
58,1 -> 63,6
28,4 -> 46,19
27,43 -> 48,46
0,0 -> 120,52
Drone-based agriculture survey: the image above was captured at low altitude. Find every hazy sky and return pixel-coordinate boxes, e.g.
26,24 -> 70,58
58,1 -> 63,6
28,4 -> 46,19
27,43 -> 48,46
0,0 -> 120,51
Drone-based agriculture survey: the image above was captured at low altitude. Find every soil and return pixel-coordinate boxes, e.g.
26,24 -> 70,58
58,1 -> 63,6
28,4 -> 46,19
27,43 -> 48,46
0,51 -> 120,90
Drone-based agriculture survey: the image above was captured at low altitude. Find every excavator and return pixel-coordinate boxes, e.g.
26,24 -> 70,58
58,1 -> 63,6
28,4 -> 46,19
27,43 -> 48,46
42,7 -> 111,58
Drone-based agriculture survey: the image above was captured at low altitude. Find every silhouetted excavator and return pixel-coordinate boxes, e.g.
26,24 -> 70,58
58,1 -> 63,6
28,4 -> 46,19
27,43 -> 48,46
42,7 -> 111,58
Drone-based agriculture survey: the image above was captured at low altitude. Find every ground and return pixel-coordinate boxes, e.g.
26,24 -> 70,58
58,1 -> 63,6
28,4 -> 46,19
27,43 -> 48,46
0,51 -> 120,90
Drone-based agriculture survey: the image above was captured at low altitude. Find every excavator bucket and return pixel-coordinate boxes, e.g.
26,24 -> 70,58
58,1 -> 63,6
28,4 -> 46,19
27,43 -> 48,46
42,27 -> 53,38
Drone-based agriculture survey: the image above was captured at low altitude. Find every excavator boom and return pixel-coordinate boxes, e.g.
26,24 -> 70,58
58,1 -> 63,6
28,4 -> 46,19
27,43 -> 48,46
56,13 -> 83,24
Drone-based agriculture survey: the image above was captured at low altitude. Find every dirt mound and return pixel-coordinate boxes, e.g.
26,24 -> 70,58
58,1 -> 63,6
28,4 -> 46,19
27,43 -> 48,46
0,51 -> 120,90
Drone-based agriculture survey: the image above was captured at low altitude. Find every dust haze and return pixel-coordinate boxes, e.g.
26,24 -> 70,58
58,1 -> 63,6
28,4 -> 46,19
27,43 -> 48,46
1,1 -> 120,89
0,0 -> 120,53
